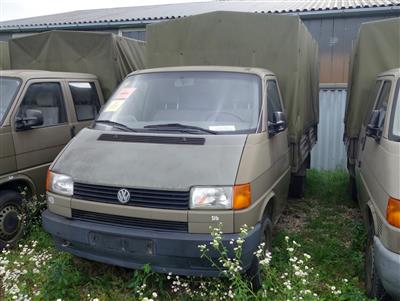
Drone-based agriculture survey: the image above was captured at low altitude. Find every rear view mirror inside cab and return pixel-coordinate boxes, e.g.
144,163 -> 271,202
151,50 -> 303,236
174,78 -> 194,87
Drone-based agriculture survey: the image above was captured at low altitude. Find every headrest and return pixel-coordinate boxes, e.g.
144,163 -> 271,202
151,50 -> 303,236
36,91 -> 55,107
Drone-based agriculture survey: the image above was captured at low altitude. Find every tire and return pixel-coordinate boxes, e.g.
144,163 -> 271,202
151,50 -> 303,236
349,175 -> 358,203
365,224 -> 387,300
246,217 -> 273,291
289,175 -> 305,198
0,190 -> 26,250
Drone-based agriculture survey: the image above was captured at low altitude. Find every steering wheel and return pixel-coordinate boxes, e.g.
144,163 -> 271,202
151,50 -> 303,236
206,111 -> 245,122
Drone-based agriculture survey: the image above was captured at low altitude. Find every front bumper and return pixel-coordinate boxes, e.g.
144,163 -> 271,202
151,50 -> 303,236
374,236 -> 400,298
42,210 -> 261,277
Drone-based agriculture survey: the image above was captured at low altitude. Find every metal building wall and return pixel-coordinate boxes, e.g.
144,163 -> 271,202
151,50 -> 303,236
311,87 -> 347,170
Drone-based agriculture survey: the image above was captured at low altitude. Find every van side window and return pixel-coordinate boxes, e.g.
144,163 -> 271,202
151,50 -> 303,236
69,82 -> 101,121
267,80 -> 283,122
18,82 -> 67,127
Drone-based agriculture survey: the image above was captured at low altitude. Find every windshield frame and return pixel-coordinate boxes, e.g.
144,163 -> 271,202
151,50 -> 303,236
388,78 -> 400,142
0,76 -> 22,126
97,70 -> 263,135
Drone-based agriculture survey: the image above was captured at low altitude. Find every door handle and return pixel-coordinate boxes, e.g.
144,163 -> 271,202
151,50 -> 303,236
70,125 -> 76,138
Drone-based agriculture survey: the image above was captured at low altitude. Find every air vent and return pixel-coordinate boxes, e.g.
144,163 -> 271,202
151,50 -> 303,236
98,133 -> 205,145
72,209 -> 188,232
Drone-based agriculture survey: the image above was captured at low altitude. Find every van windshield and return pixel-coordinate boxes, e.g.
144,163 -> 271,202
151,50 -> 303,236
392,79 -> 400,138
0,77 -> 21,125
98,71 -> 261,134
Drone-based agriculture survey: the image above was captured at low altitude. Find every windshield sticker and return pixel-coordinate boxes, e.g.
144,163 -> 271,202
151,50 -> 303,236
114,87 -> 136,100
104,100 -> 124,112
209,125 -> 236,131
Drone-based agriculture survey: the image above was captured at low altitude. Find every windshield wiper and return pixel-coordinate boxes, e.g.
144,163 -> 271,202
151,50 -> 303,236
143,123 -> 218,135
95,120 -> 137,132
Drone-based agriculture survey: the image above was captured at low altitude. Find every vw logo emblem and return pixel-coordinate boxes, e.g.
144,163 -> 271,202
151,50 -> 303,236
117,189 -> 131,204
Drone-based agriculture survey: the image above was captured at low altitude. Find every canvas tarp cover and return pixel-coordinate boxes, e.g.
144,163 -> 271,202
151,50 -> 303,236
0,41 -> 10,70
345,18 -> 400,140
146,11 -> 320,144
9,30 -> 146,98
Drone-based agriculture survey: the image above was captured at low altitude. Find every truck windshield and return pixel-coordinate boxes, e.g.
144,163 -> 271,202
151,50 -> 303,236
392,79 -> 400,138
0,77 -> 21,125
98,71 -> 261,134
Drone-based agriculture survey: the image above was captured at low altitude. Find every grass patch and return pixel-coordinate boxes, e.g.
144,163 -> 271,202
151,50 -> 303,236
0,170 -> 369,300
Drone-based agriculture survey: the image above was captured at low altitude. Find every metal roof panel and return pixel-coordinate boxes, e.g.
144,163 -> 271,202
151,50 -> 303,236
1,0 -> 399,29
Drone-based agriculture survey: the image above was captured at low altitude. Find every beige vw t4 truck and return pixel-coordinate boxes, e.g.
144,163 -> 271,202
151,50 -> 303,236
42,12 -> 319,285
0,70 -> 104,248
345,18 -> 400,299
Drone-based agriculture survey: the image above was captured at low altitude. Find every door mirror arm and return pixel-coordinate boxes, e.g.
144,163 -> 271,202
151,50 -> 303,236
15,109 -> 44,131
268,111 -> 287,136
365,109 -> 384,142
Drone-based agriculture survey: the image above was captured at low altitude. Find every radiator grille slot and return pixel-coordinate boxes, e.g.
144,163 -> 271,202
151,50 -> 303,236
71,209 -> 188,232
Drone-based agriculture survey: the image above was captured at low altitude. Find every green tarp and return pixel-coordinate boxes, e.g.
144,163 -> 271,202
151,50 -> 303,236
146,11 -> 319,144
345,18 -> 400,140
0,41 -> 10,70
9,30 -> 146,98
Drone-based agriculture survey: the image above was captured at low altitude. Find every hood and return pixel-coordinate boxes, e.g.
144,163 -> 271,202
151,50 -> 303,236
52,128 -> 247,191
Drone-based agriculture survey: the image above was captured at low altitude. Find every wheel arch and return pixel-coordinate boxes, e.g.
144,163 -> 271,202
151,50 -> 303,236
0,175 -> 36,199
365,201 -> 378,235
258,192 -> 276,223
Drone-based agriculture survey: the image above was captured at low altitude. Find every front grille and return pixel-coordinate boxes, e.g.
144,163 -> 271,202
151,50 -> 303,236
74,183 -> 189,210
72,209 -> 188,232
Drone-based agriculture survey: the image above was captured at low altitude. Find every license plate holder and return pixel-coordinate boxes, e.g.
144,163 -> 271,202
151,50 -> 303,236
88,232 -> 154,255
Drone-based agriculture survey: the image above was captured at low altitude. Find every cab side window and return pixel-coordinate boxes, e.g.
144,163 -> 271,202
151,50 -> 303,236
267,80 -> 283,123
69,82 -> 101,121
18,82 -> 67,127
374,81 -> 391,114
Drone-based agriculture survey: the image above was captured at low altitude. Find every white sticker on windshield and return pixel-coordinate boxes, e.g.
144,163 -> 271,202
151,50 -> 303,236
209,125 -> 236,131
104,100 -> 124,112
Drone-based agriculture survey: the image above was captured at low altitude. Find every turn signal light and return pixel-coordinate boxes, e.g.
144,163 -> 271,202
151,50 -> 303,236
233,184 -> 251,210
387,197 -> 400,228
46,170 -> 53,192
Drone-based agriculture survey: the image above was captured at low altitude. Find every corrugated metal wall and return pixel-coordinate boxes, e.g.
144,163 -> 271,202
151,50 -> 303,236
311,87 -> 347,170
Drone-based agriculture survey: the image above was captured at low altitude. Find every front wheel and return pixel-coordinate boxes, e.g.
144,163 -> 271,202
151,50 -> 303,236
246,217 -> 273,290
0,190 -> 26,249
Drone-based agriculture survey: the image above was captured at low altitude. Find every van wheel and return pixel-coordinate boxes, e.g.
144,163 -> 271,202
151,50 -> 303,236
289,175 -> 305,198
349,176 -> 358,202
246,217 -> 272,291
0,190 -> 25,249
365,224 -> 386,300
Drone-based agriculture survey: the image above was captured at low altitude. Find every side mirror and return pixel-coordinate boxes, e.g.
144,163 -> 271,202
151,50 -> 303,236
268,111 -> 287,136
15,109 -> 44,131
366,109 -> 384,141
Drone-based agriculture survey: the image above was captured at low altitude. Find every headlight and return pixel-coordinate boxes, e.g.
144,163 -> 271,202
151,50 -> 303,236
190,184 -> 252,210
46,171 -> 74,196
190,187 -> 233,209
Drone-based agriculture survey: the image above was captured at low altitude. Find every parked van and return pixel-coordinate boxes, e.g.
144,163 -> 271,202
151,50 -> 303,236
42,12 -> 319,285
344,18 -> 400,299
0,70 -> 104,248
